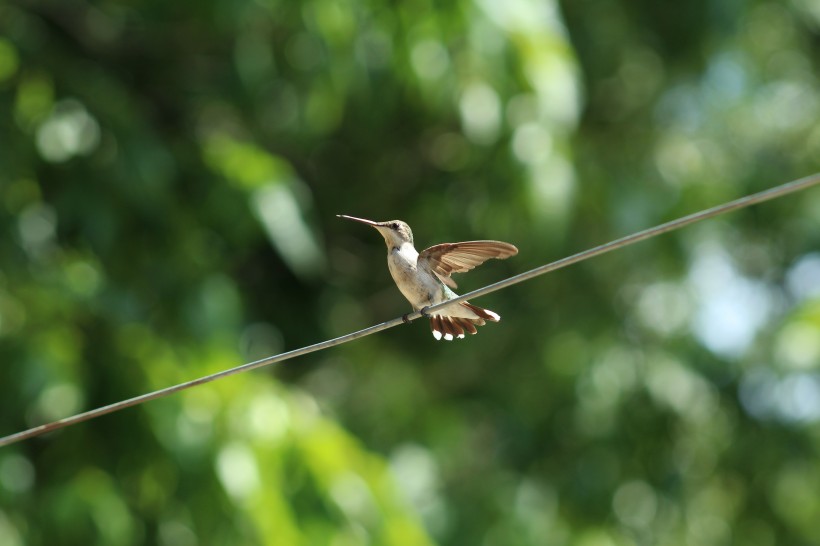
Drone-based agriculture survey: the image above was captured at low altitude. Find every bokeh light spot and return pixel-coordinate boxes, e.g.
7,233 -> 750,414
35,100 -> 100,163
0,39 -> 19,82
411,39 -> 449,80
613,480 -> 657,528
0,454 -> 35,493
216,443 -> 260,500
785,252 -> 820,301
459,82 -> 501,145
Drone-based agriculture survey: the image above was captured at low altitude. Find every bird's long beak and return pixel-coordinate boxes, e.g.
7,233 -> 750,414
337,214 -> 379,227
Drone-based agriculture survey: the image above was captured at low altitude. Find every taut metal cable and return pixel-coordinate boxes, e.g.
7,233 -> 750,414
1,173 -> 819,448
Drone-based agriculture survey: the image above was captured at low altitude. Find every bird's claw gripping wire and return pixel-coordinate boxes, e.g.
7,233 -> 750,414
403,306 -> 431,324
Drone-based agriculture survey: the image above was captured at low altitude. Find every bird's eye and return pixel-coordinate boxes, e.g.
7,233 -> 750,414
391,223 -> 399,230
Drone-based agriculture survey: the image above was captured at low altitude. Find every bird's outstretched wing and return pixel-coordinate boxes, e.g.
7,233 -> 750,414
419,241 -> 518,288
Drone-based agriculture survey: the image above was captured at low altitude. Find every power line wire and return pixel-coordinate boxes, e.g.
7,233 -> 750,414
1,173 -> 818,448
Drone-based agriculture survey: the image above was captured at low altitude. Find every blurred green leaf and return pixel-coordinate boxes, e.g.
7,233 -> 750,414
1,0 -> 819,544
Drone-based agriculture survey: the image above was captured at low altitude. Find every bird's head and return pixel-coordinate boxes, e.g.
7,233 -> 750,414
337,215 -> 414,249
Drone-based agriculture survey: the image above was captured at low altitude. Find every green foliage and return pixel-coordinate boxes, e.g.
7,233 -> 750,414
2,0 -> 820,545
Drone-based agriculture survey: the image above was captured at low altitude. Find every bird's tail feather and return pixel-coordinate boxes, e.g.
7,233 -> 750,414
429,303 -> 500,341
461,302 -> 501,322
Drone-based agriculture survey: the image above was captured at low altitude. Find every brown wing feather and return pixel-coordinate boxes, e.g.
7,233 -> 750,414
434,271 -> 459,289
420,241 -> 518,282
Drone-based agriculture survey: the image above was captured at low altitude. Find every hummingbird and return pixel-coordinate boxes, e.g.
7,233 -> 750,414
338,215 -> 518,340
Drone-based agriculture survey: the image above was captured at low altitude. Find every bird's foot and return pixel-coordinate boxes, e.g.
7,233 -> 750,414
403,307 -> 432,323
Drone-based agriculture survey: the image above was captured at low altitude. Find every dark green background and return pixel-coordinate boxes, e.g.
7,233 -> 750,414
1,0 -> 819,544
